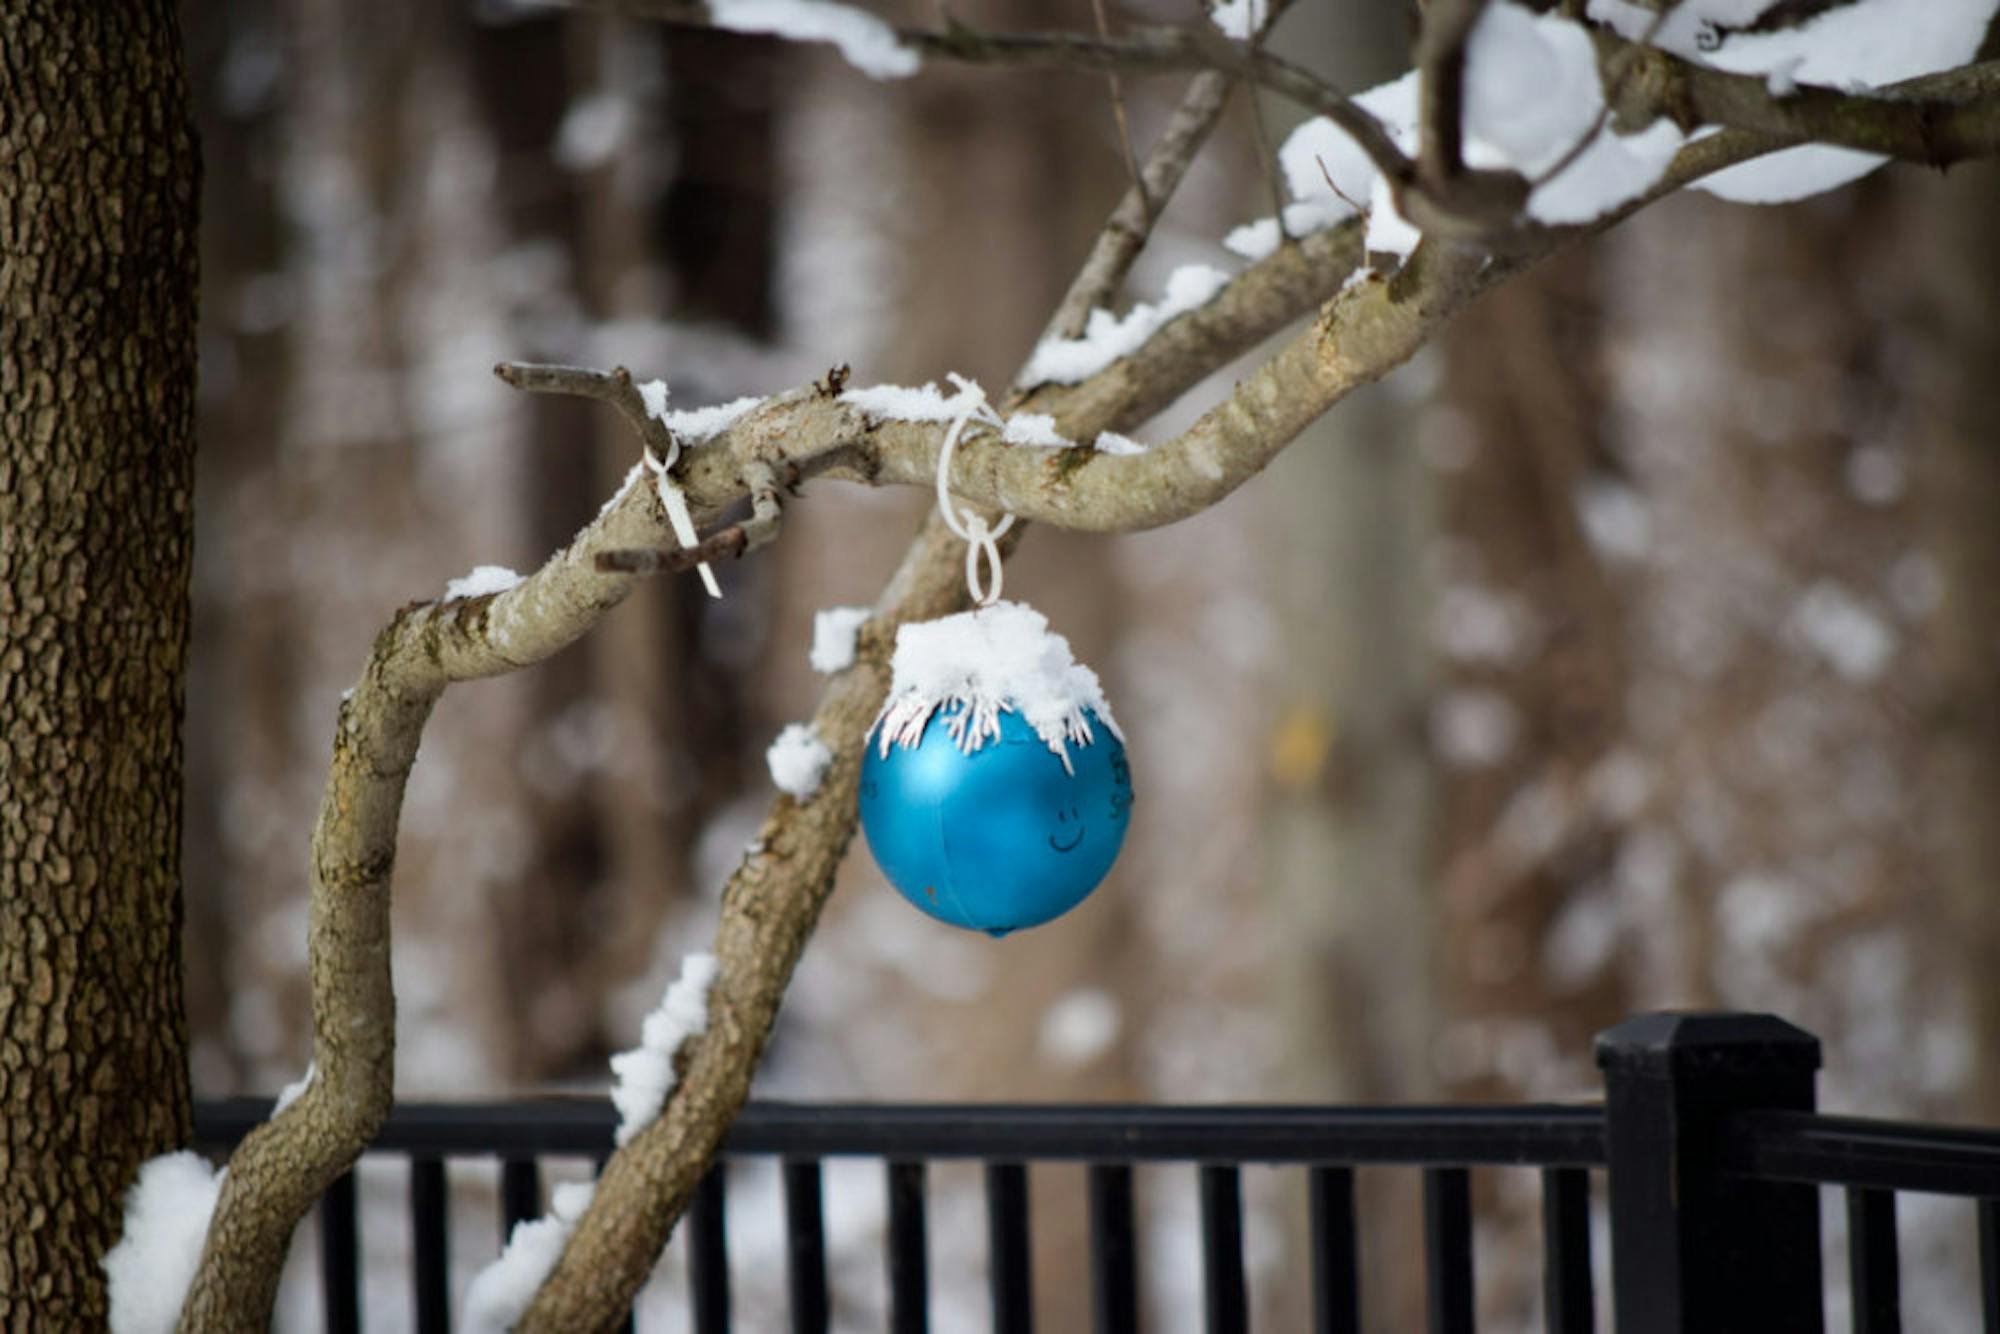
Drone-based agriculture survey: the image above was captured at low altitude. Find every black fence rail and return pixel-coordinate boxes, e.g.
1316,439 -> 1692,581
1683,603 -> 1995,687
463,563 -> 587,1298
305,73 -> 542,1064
189,1012 -> 2000,1334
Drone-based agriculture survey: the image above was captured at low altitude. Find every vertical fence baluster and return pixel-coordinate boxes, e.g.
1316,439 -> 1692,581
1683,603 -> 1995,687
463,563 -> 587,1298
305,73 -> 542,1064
1541,1167 -> 1593,1334
1200,1165 -> 1248,1333
1847,1188 -> 1900,1334
690,1165 -> 731,1334
1424,1168 -> 1474,1334
1309,1167 -> 1360,1334
499,1158 -> 540,1245
1090,1164 -> 1140,1334
410,1156 -> 450,1333
1982,1199 -> 2000,1334
784,1158 -> 830,1334
322,1169 -> 360,1334
986,1162 -> 1033,1334
887,1160 -> 929,1334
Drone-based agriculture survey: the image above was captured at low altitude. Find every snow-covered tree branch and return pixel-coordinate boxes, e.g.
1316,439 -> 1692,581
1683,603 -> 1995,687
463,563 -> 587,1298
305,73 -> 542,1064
157,0 -> 2000,1329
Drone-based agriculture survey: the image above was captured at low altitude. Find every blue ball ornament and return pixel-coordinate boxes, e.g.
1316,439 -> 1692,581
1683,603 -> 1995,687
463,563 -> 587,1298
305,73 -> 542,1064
860,703 -> 1132,937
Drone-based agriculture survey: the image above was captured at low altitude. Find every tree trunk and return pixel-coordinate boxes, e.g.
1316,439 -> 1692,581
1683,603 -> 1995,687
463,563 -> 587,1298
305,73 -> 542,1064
0,2 -> 199,1325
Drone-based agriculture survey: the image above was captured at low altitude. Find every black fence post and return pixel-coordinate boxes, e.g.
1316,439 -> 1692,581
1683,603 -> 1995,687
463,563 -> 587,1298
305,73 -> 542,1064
1595,1012 -> 1824,1334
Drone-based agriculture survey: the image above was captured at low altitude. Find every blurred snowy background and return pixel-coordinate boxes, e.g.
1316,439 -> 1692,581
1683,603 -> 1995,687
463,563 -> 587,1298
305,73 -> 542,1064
180,1 -> 2000,1329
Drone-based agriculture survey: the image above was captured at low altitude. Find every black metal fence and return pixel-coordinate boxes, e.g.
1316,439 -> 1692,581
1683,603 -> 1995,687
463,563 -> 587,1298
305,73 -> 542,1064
191,1012 -> 2000,1333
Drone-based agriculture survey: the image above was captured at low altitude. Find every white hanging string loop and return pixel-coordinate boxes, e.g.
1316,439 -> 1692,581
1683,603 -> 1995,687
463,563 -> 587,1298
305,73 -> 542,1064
933,374 -> 1014,608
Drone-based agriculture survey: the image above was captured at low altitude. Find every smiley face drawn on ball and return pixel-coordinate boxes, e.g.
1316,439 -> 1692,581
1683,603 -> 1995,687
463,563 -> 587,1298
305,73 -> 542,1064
1108,755 -> 1133,823
1048,804 -> 1086,854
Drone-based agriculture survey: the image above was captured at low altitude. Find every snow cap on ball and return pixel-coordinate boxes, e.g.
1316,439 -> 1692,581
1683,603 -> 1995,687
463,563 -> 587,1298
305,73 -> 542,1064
873,600 -> 1122,773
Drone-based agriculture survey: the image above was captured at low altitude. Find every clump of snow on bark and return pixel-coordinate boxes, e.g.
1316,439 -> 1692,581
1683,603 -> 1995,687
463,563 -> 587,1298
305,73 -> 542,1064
1207,0 -> 1268,40
461,1180 -> 597,1334
1468,5 -> 1688,224
609,953 -> 720,1148
1093,431 -> 1148,456
710,0 -> 918,79
873,600 -> 1122,773
841,377 -> 995,424
767,722 -> 834,799
637,377 -> 671,422
443,565 -> 523,602
1001,413 -> 1072,448
1790,582 -> 1895,681
1587,0 -> 1999,202
659,395 -> 762,443
1223,217 -> 1283,261
810,605 -> 871,674
103,1152 -> 225,1334
1275,71 -> 1420,240
1020,264 -> 1231,386
273,1061 -> 315,1114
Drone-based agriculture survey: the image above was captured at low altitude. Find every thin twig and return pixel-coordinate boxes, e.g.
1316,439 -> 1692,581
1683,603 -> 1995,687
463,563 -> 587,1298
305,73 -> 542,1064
1242,10 -> 1290,242
1090,0 -> 1151,220
1033,71 -> 1236,349
1415,0 -> 1491,188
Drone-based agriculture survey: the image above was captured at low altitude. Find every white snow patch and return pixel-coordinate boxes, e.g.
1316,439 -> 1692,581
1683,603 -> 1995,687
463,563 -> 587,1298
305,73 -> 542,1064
709,0 -> 919,79
1432,584 -> 1535,665
1093,431 -> 1148,456
103,1152 -> 225,1334
1845,444 -> 1906,505
1223,216 -> 1282,261
1577,479 -> 1654,561
1465,5 -> 1688,224
1207,0 -> 1268,41
609,953 -> 720,1147
661,395 -> 762,443
873,600 -> 1122,773
1039,989 -> 1123,1067
1001,413 -> 1073,448
809,605 -> 870,674
1431,688 -> 1521,769
1545,890 -> 1622,987
444,565 -> 523,602
841,377 -> 995,424
1280,72 -> 1420,225
1766,56 -> 1805,98
1589,0 -> 1999,203
637,377 -> 670,422
1020,264 -> 1231,386
767,722 -> 834,799
273,1062 -> 315,1115
1791,581 -> 1896,681
553,91 -> 633,171
461,1180 -> 597,1334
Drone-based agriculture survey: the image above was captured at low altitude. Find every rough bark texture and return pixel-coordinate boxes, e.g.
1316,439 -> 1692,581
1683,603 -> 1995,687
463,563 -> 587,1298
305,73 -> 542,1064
0,2 -> 199,1325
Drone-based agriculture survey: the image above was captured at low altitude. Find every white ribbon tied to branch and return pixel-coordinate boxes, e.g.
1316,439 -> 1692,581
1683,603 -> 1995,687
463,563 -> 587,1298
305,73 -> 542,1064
644,436 -> 722,599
